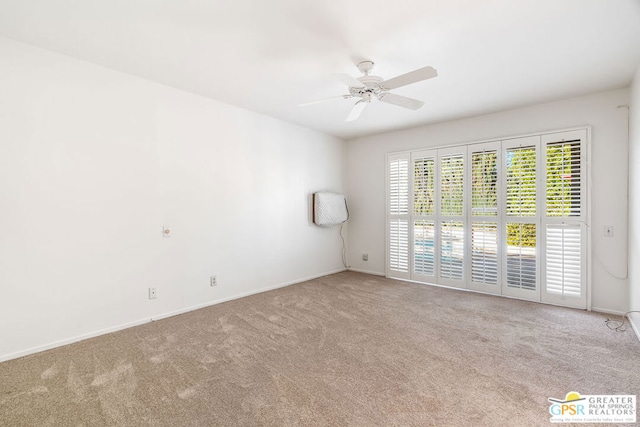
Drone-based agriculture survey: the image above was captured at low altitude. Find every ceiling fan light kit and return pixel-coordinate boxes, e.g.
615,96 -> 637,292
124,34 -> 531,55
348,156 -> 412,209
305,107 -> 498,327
301,60 -> 438,122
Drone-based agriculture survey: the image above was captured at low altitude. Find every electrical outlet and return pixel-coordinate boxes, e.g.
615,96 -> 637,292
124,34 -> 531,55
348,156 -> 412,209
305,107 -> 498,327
604,225 -> 614,237
362,253 -> 369,261
210,275 -> 217,287
149,287 -> 157,299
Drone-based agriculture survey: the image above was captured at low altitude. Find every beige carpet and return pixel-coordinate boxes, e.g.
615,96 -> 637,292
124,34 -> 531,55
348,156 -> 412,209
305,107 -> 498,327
1,272 -> 638,426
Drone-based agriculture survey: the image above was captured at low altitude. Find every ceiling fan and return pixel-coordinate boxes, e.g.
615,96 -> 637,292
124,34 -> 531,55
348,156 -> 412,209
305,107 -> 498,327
301,60 -> 438,122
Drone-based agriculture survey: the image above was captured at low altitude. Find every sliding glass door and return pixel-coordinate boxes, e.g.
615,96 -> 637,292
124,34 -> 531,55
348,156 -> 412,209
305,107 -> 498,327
386,129 -> 588,309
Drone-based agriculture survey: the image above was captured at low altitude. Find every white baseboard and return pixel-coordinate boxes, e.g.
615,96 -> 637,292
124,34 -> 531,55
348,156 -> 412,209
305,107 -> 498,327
149,268 -> 348,322
0,318 -> 152,363
628,312 -> 640,343
0,268 -> 347,363
347,267 -> 385,276
590,307 -> 626,316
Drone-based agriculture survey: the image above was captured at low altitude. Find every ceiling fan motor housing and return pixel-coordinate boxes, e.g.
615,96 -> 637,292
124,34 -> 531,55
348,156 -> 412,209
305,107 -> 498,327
357,75 -> 383,88
350,75 -> 384,101
357,60 -> 375,75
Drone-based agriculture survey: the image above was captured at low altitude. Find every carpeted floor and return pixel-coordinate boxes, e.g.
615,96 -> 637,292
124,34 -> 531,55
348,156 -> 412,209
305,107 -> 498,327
1,271 -> 638,426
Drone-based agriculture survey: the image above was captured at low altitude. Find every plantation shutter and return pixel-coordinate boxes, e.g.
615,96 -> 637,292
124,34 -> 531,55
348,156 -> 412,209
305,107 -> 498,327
414,220 -> 435,276
440,221 -> 464,280
389,219 -> 409,273
440,154 -> 464,216
389,157 -> 409,216
387,154 -> 410,279
386,128 -> 588,310
541,130 -> 587,308
471,150 -> 498,217
502,136 -> 540,300
471,222 -> 498,284
468,143 -> 500,293
505,223 -> 537,290
546,224 -> 581,297
546,141 -> 581,217
505,146 -> 537,217
412,150 -> 437,281
438,149 -> 465,287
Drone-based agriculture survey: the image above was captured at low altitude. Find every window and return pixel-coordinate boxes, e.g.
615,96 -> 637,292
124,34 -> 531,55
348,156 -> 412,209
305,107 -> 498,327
386,129 -> 588,309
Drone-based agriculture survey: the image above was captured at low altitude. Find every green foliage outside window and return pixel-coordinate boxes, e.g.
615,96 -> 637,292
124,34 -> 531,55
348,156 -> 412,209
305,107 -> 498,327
471,151 -> 497,215
414,158 -> 435,215
506,148 -> 536,247
546,143 -> 580,216
440,155 -> 464,216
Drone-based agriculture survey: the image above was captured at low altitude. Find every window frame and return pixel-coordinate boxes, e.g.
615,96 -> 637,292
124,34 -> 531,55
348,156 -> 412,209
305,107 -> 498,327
385,127 -> 590,310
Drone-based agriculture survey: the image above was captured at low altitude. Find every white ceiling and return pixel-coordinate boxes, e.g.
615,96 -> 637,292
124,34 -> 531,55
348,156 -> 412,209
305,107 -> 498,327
0,0 -> 639,140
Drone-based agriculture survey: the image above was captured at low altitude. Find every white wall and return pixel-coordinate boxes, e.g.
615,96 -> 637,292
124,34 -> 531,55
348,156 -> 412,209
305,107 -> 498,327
0,37 -> 346,362
347,89 -> 630,314
628,63 -> 640,337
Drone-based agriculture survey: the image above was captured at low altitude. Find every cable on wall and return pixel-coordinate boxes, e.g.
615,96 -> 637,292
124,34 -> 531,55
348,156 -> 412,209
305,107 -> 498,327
312,191 -> 350,269
340,222 -> 350,269
604,311 -> 640,332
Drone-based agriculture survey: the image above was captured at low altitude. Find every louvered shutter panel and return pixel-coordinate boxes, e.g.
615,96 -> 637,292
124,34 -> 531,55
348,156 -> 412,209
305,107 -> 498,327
546,224 -> 581,297
546,141 -> 581,217
389,219 -> 409,272
471,151 -> 498,216
414,158 -> 435,216
542,131 -> 586,306
388,156 -> 410,277
440,154 -> 464,216
506,146 -> 536,217
471,222 -> 498,284
502,139 -> 539,297
440,221 -> 464,279
506,223 -> 537,290
412,152 -> 437,279
389,158 -> 409,215
438,150 -> 465,285
414,220 -> 435,276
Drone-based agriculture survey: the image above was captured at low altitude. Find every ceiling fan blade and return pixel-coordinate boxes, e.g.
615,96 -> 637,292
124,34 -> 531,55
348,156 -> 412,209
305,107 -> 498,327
380,66 -> 438,90
378,92 -> 425,110
334,73 -> 365,88
346,100 -> 368,122
299,95 -> 352,107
